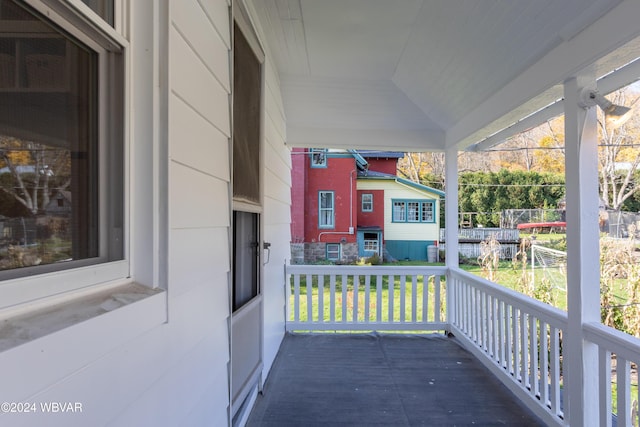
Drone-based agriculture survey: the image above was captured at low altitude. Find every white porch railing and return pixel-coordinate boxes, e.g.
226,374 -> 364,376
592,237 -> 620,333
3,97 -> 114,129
285,265 -> 447,332
584,322 -> 640,427
448,268 -> 567,426
284,264 -> 640,426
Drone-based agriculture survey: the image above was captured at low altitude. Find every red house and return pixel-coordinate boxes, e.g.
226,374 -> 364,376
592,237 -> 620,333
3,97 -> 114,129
291,149 -> 444,263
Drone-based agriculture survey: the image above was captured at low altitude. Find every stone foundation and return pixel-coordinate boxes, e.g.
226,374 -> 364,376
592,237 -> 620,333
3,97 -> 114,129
299,242 -> 358,264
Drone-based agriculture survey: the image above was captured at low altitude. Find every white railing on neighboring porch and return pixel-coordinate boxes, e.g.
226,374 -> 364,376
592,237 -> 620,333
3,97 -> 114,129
448,268 -> 567,426
285,263 -> 640,426
285,265 -> 447,332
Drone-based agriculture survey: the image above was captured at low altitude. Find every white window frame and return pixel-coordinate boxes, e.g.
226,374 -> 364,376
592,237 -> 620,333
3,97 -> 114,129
392,201 -> 406,222
0,0 -> 130,311
362,193 -> 373,212
421,201 -> 435,222
310,148 -> 327,168
363,239 -> 378,252
318,191 -> 334,229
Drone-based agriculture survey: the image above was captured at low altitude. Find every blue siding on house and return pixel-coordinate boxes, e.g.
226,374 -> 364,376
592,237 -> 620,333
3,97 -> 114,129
385,240 -> 437,261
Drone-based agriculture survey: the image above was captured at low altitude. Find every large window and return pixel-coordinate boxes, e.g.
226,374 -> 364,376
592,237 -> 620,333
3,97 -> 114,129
0,0 -> 123,283
318,191 -> 334,228
392,200 -> 436,223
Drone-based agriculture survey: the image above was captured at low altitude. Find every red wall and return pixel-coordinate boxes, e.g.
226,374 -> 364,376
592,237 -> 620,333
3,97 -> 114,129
356,189 -> 385,229
290,152 -> 401,246
290,148 -> 307,242
365,157 -> 398,175
304,156 -> 357,244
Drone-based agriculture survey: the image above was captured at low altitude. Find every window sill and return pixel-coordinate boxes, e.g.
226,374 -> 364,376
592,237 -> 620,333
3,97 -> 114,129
0,283 -> 165,353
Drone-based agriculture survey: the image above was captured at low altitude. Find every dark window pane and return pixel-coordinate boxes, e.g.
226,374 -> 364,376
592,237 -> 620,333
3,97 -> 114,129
0,0 -> 102,272
81,0 -> 114,26
233,211 -> 259,311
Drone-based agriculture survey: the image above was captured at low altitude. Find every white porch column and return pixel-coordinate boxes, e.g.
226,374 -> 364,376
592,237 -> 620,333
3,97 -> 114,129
444,147 -> 459,269
564,77 -> 600,425
444,147 -> 459,329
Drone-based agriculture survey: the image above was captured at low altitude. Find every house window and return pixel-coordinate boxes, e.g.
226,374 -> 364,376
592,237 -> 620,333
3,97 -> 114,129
421,201 -> 434,222
392,200 -> 436,223
232,19 -> 263,311
319,191 -> 334,228
362,193 -> 373,212
407,202 -> 420,222
326,243 -> 340,261
392,201 -> 406,222
0,0 -> 123,285
310,148 -> 327,167
363,233 -> 378,253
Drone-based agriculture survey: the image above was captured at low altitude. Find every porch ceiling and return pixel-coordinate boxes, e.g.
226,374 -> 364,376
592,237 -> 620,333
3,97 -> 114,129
251,0 -> 640,151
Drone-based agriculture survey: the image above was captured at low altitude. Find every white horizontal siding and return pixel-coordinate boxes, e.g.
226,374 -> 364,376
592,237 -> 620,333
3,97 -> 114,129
253,4 -> 290,382
170,26 -> 230,137
0,1 -> 234,427
169,96 -> 230,180
169,162 -> 229,229
169,227 -> 230,298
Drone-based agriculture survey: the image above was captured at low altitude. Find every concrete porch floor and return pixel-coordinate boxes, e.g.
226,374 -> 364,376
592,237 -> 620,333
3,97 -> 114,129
247,333 -> 545,426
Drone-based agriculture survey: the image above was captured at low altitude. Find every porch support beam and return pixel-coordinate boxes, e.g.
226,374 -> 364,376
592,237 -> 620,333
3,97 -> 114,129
444,147 -> 459,270
564,76 -> 600,426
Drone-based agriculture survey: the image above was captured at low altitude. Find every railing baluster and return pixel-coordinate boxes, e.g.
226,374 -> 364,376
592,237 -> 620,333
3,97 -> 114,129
388,274 -> 394,323
294,273 -> 300,323
550,326 -> 561,416
364,275 -> 371,323
487,294 -> 496,360
482,291 -> 488,351
497,299 -> 504,368
598,347 -> 612,427
434,275 -> 441,324
540,321 -> 549,407
306,274 -> 313,322
341,274 -> 348,324
472,287 -> 477,342
330,274 -> 336,323
513,307 -> 520,379
400,275 -> 406,323
411,275 -> 418,323
422,275 -> 429,323
529,315 -> 538,396
520,312 -> 528,388
318,274 -> 324,323
376,274 -> 382,323
353,274 -> 359,323
619,356 -> 631,427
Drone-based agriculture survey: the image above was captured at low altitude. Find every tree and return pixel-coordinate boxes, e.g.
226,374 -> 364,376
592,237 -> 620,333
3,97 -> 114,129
597,88 -> 640,211
0,135 -> 71,216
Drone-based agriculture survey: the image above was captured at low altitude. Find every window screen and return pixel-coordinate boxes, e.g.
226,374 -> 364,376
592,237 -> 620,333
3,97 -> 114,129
232,22 -> 261,204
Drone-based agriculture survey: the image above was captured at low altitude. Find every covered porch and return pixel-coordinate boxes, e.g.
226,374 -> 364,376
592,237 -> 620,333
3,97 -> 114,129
250,1 -> 640,425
